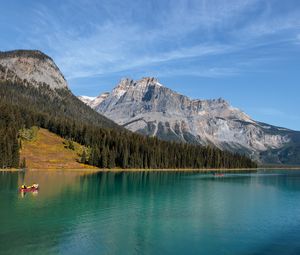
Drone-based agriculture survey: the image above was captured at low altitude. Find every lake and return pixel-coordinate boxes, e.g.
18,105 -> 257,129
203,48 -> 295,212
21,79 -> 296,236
1,170 -> 300,255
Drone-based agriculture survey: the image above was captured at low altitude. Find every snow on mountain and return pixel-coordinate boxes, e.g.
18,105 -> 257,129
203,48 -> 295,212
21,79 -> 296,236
79,92 -> 110,108
79,77 -> 300,163
78,95 -> 96,105
80,96 -> 96,101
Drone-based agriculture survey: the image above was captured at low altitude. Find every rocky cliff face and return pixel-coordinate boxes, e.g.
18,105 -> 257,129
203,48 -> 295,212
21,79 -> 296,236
0,50 -> 68,89
80,77 -> 300,164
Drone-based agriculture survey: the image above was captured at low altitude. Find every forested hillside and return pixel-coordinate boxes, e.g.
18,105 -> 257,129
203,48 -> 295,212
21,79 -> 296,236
0,81 -> 257,169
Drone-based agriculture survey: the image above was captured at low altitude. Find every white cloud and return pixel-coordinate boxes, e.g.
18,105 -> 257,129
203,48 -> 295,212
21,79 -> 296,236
159,67 -> 239,78
23,0 -> 300,80
253,107 -> 299,121
257,108 -> 285,117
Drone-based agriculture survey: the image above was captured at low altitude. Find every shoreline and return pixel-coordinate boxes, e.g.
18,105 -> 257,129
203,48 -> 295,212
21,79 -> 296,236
1,167 -> 300,173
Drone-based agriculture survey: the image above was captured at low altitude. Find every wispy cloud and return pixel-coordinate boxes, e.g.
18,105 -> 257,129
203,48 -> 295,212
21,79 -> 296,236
17,0 -> 300,80
257,108 -> 285,117
296,34 -> 300,44
253,107 -> 300,121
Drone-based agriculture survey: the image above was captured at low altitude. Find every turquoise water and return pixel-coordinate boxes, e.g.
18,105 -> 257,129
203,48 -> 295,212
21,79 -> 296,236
1,170 -> 300,255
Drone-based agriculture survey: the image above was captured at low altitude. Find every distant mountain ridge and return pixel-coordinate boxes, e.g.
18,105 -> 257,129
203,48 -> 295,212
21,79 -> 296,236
80,77 -> 300,165
78,93 -> 110,109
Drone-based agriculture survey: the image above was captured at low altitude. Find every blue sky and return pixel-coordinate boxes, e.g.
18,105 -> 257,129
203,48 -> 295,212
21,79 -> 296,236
1,0 -> 300,130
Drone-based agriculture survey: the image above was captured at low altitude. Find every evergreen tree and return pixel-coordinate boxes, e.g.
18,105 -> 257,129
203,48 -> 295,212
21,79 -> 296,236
20,158 -> 26,169
81,150 -> 87,164
0,80 -> 258,169
100,147 -> 108,168
108,150 -> 116,169
68,140 -> 75,150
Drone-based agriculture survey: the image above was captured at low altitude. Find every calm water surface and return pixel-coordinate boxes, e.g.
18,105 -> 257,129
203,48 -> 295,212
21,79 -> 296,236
1,170 -> 300,255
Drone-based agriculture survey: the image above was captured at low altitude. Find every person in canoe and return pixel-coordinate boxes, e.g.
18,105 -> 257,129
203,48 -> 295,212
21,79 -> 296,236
31,184 -> 39,189
19,184 -> 39,192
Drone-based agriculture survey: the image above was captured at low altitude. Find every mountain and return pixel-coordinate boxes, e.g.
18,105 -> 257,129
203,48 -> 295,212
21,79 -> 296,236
78,92 -> 110,108
78,95 -> 96,105
0,50 -> 121,130
81,77 -> 300,165
0,50 -> 255,169
0,50 -> 68,89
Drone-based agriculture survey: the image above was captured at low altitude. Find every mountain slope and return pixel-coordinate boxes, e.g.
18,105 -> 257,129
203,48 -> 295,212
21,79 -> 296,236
0,50 -> 121,130
0,81 -> 255,169
0,50 -> 256,169
82,77 -> 300,165
20,127 -> 97,169
0,50 -> 68,89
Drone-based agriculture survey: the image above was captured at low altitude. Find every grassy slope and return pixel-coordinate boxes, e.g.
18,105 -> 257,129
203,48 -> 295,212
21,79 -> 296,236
20,128 -> 98,170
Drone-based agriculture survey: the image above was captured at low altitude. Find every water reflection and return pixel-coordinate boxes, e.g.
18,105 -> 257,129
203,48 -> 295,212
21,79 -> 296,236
20,189 -> 39,198
1,170 -> 300,255
0,171 -> 19,191
79,171 -> 186,196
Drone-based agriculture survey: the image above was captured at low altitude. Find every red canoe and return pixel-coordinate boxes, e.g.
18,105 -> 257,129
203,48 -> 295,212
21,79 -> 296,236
19,184 -> 39,192
19,187 -> 39,192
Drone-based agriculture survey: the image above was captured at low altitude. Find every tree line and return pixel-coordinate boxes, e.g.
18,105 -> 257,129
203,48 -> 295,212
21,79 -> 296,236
0,80 -> 257,169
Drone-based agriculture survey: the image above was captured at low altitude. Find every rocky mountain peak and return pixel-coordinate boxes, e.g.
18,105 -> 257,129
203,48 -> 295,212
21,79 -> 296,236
111,78 -> 132,98
0,49 -> 68,89
215,97 -> 228,105
138,77 -> 161,86
78,77 -> 298,164
0,50 -> 53,61
113,77 -> 162,94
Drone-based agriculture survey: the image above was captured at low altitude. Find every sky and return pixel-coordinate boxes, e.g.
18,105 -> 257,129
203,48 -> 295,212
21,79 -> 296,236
1,0 -> 300,130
